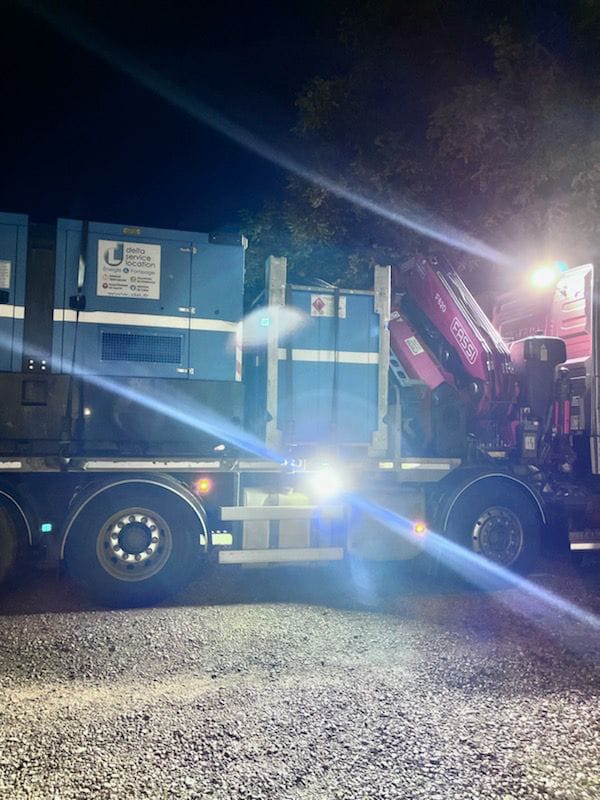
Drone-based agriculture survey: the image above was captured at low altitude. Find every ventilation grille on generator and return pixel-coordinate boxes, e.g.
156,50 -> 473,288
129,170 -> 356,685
101,331 -> 182,364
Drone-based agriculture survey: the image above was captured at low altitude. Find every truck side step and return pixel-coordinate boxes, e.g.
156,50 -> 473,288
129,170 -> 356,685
569,530 -> 600,551
218,547 -> 344,565
220,505 -> 344,521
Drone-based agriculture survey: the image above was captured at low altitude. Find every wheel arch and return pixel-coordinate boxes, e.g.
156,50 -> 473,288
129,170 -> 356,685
434,470 -> 546,534
0,481 -> 35,547
60,473 -> 208,559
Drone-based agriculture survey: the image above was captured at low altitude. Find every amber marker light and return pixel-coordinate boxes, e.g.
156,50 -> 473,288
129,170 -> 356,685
194,477 -> 213,495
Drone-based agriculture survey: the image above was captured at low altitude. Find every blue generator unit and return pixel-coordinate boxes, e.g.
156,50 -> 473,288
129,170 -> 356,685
0,216 -> 246,456
53,219 -> 244,381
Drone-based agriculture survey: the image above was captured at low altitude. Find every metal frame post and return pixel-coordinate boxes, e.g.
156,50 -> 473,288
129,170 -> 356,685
265,256 -> 287,450
369,265 -> 391,456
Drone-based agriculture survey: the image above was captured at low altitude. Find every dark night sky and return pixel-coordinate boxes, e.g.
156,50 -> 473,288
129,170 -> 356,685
1,1 -> 591,240
0,1 -> 334,232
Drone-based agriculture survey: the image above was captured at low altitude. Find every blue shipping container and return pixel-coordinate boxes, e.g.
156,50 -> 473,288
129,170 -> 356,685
277,287 -> 380,445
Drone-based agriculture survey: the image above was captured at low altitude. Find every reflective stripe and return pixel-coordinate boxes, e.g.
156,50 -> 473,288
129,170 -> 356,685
82,459 -> 222,470
218,547 -> 344,565
221,505 -> 344,521
53,308 -> 237,333
211,531 -> 233,547
0,305 -> 24,319
277,347 -> 379,364
571,542 -> 600,551
400,461 -> 453,470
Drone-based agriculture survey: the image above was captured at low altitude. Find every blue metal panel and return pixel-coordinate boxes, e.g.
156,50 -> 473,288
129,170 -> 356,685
189,241 -> 244,381
55,219 -> 194,379
278,287 -> 380,445
0,212 -> 28,372
288,289 -> 379,352
277,361 -> 379,444
188,330 -> 237,380
191,241 -> 244,322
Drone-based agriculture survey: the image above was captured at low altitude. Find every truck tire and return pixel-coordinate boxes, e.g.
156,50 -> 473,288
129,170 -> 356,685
65,483 -> 206,607
0,506 -> 20,588
444,481 -> 542,574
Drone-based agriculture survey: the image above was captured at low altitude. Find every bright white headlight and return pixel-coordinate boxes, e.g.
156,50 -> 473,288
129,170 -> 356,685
531,265 -> 558,288
529,260 -> 567,289
308,467 -> 346,500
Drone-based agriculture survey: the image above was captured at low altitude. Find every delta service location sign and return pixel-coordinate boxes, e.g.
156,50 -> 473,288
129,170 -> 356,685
97,240 -> 161,300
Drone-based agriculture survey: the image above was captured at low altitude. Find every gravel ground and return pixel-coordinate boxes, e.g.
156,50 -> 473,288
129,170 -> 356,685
0,556 -> 598,799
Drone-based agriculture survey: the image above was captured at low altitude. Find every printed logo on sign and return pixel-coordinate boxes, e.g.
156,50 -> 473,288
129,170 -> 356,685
103,242 -> 124,267
450,317 -> 477,365
97,240 -> 161,300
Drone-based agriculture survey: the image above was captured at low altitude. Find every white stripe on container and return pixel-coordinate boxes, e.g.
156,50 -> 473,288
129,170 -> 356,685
53,309 -> 237,333
277,348 -> 379,364
0,305 -> 25,319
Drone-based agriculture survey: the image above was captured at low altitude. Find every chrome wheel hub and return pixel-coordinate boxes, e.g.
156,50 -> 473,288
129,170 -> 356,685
472,506 -> 524,566
97,508 -> 173,582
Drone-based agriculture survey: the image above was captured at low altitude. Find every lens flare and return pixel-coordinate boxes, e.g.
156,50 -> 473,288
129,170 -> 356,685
531,265 -> 559,288
22,0 -> 515,267
309,466 -> 346,500
0,331 -> 284,464
240,305 -> 308,349
348,493 -> 600,646
529,261 -> 568,289
1,335 -> 597,652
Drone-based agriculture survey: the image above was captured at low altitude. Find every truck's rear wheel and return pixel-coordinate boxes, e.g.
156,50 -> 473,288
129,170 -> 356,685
444,481 -> 542,573
0,506 -> 20,588
65,484 -> 206,606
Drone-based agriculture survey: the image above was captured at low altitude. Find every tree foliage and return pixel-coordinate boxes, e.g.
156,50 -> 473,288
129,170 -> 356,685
244,2 -> 600,297
428,27 -> 600,272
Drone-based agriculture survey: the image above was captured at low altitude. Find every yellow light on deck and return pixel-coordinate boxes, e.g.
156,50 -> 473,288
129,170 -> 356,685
413,521 -> 427,536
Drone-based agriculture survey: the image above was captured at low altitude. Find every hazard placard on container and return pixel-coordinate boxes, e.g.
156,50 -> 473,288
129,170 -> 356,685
97,240 -> 161,300
310,294 -> 346,318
